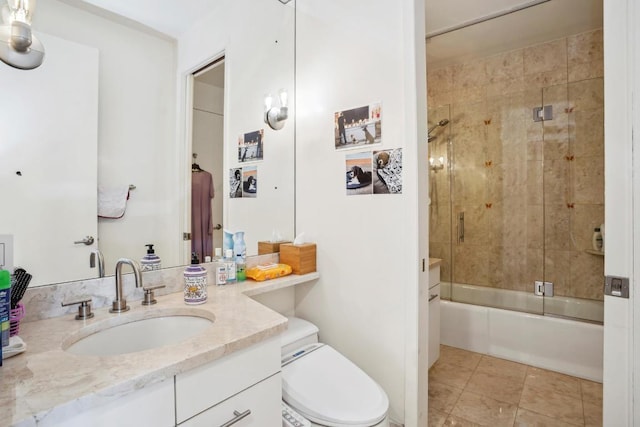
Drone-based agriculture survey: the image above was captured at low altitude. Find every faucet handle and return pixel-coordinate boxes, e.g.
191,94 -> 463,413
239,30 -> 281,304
61,296 -> 95,320
142,284 -> 166,306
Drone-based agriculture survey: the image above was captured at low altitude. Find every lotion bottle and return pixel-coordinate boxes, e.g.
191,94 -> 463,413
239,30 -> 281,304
140,244 -> 161,271
184,253 -> 207,304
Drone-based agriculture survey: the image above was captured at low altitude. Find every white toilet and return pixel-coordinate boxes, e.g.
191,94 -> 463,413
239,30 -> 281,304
280,317 -> 390,427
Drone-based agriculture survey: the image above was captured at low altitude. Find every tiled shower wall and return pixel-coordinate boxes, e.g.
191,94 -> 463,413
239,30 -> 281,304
428,28 -> 604,302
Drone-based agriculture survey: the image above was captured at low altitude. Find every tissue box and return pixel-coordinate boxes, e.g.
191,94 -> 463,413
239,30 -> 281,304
258,241 -> 292,255
279,243 -> 316,274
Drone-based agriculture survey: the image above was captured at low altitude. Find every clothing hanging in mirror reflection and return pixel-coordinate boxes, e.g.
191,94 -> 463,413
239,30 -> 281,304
191,153 -> 214,261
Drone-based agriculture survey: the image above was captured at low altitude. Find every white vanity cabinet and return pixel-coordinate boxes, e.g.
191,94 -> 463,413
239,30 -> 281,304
42,378 -> 176,427
175,336 -> 282,426
428,263 -> 441,368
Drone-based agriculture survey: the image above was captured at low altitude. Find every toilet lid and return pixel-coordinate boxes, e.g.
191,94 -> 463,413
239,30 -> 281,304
282,345 -> 389,426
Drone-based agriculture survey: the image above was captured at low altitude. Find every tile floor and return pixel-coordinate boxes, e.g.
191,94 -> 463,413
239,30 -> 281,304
428,345 -> 603,427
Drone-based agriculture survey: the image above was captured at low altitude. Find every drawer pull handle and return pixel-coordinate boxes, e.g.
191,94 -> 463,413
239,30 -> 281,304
429,293 -> 439,302
220,409 -> 251,427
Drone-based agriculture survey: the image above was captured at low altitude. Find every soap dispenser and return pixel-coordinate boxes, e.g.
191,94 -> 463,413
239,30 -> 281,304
184,252 -> 207,305
141,244 -> 161,271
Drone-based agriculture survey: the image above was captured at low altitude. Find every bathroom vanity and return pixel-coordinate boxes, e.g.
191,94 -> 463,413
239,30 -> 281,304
0,273 -> 319,427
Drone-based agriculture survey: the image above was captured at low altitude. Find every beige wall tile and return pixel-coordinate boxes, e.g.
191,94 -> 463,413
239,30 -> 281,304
545,203 -> 572,250
453,168 -> 486,205
453,244 -> 489,285
543,158 -> 570,205
568,251 -> 604,300
571,204 -> 605,251
584,402 -> 603,427
428,65 -> 454,97
568,29 -> 603,82
573,155 -> 604,205
569,78 -> 604,112
524,39 -> 568,87
487,245 -> 505,288
544,249 -> 571,295
430,203 -> 452,243
580,379 -> 603,406
571,108 -> 604,157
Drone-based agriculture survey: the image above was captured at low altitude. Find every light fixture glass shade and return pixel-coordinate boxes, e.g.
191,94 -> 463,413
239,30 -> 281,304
264,90 -> 289,131
0,0 -> 44,69
278,89 -> 288,108
7,0 -> 36,25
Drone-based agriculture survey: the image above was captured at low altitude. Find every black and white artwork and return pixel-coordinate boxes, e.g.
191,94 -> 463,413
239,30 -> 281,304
229,168 -> 243,198
373,148 -> 402,194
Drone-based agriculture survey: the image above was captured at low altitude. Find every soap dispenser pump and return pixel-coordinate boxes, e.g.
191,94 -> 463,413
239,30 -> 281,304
184,252 -> 207,305
140,244 -> 161,271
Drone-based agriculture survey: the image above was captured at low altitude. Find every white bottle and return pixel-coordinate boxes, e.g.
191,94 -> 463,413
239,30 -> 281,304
592,227 -> 603,251
224,249 -> 236,284
213,248 -> 227,285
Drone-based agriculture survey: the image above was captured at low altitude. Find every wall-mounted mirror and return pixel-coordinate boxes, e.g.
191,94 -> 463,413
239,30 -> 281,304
0,0 -> 296,287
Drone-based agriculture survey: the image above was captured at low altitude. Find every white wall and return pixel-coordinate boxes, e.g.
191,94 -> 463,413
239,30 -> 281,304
294,1 -> 425,423
603,0 -> 636,424
34,0 -> 179,273
177,0 -> 296,257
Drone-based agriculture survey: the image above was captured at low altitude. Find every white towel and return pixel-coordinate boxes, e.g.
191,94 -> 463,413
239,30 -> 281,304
98,186 -> 130,219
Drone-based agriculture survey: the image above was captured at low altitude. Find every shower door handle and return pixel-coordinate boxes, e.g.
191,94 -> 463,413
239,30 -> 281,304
458,212 -> 464,243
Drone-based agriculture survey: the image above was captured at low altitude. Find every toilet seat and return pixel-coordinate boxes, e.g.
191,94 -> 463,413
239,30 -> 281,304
282,344 -> 389,426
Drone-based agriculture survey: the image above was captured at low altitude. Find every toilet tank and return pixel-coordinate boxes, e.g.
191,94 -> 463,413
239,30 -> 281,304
281,317 -> 319,356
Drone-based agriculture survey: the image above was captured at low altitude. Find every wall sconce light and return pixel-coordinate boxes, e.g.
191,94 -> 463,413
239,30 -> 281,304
264,89 -> 288,131
429,156 -> 445,171
0,0 -> 45,70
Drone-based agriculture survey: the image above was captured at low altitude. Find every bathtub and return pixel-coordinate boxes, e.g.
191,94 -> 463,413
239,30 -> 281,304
439,282 -> 604,382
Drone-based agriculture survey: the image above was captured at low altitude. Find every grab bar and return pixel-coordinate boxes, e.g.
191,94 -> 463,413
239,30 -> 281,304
458,212 -> 465,243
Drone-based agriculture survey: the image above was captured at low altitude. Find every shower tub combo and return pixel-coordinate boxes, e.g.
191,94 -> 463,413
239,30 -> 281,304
439,282 -> 604,382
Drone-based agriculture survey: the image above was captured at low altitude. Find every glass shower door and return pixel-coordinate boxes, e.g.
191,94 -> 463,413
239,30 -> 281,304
541,78 -> 604,323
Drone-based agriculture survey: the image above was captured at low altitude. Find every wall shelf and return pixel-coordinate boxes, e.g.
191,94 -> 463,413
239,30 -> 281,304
585,249 -> 604,257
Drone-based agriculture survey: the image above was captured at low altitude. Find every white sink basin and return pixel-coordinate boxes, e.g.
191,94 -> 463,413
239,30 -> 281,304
63,309 -> 215,356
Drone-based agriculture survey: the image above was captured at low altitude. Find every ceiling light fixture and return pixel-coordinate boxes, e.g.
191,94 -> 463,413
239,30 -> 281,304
0,0 -> 45,70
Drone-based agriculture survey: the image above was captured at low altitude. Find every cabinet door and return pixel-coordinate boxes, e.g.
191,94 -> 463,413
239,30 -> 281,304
175,336 -> 280,423
40,378 -> 175,427
179,373 -> 281,427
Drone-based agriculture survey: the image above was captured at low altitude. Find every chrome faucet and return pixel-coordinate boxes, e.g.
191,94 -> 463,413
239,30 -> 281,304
110,258 -> 143,313
90,249 -> 105,278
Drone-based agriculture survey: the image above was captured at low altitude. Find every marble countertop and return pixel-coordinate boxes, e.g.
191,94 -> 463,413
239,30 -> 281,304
429,258 -> 442,268
1,272 -> 319,427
